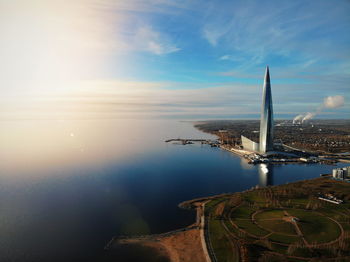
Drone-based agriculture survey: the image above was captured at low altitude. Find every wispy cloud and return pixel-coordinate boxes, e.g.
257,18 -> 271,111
1,0 -> 349,120
133,26 -> 180,55
2,79 -> 349,120
201,0 -> 350,69
87,0 -> 184,55
203,26 -> 228,46
0,0 -> 181,98
219,55 -> 246,62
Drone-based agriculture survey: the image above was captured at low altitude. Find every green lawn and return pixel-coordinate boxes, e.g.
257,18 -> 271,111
288,198 -> 309,208
318,207 -> 350,221
268,233 -> 301,244
340,222 -> 350,231
208,218 -> 237,262
205,178 -> 350,261
233,219 -> 269,237
287,209 -> 341,243
230,206 -> 255,219
206,198 -> 227,210
292,247 -> 314,258
223,219 -> 240,236
255,209 -> 285,220
257,220 -> 297,235
270,242 -> 288,254
205,198 -> 227,216
244,191 -> 268,206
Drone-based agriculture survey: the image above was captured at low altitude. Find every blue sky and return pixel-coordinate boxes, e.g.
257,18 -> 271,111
1,0 -> 349,119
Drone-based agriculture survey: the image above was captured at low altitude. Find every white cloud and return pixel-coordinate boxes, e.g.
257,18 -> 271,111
219,55 -> 231,60
219,54 -> 247,62
324,95 -> 345,109
203,28 -> 221,46
0,80 -> 259,120
201,0 -> 350,70
0,0 -> 181,99
2,79 -> 349,120
134,26 -> 180,55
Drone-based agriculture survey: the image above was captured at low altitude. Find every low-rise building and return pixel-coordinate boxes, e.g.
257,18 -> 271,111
318,193 -> 343,204
332,166 -> 350,180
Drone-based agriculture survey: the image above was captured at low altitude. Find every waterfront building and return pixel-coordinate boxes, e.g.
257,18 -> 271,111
259,66 -> 274,153
332,166 -> 350,180
241,135 -> 259,152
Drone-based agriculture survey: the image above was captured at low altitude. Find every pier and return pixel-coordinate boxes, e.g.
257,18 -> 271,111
165,138 -> 219,146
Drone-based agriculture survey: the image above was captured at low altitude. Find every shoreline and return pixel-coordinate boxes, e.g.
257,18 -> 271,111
220,144 -> 338,165
193,123 -> 343,165
105,176 -> 349,261
104,122 -> 349,261
105,201 -> 209,262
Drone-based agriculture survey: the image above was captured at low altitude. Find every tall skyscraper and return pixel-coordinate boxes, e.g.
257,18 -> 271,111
259,66 -> 274,153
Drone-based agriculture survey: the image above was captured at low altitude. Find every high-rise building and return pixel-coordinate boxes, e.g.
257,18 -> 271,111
259,66 -> 274,153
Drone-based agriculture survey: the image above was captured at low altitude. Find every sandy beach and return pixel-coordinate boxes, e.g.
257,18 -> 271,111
106,200 -> 209,262
115,227 -> 206,262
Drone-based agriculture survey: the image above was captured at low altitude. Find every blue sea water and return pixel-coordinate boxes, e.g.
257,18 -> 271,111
0,119 -> 347,262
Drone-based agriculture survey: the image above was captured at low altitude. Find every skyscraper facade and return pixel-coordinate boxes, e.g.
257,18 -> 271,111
259,66 -> 274,153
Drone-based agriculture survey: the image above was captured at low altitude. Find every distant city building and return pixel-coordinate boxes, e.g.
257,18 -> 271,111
241,66 -> 274,154
332,166 -> 350,180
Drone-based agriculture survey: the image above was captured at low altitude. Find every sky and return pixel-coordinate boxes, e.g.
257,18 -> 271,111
1,0 -> 350,120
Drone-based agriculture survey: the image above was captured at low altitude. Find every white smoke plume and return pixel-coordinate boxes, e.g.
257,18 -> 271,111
323,95 -> 345,109
302,112 -> 316,122
293,95 -> 345,123
293,114 -> 304,124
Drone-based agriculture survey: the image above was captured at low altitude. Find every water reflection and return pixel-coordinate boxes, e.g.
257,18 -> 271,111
0,119 -> 216,178
258,164 -> 274,187
240,157 -> 254,170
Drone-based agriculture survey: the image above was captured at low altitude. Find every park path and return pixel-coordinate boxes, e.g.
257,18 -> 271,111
283,210 -> 311,249
210,187 -> 346,261
220,219 -> 242,262
199,201 -> 213,262
310,211 -> 345,248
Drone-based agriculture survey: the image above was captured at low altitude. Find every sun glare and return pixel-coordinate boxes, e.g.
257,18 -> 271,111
0,0 -> 111,97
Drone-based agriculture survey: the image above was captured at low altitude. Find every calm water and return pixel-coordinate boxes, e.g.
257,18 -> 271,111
0,119 -> 347,261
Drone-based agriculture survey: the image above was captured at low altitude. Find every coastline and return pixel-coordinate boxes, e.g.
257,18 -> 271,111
105,175 -> 350,262
103,122 -> 349,261
105,201 -> 210,262
104,191 -> 255,261
194,122 -> 343,165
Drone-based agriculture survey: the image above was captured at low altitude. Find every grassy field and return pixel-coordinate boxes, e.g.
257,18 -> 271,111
208,218 -> 237,262
202,177 -> 350,261
287,209 -> 341,244
254,209 -> 284,219
230,206 -> 255,219
268,233 -> 301,244
233,219 -> 269,237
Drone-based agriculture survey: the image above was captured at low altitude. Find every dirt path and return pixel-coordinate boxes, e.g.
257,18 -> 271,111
310,211 -> 345,248
220,209 -> 244,262
200,201 -> 213,262
283,209 -> 311,248
220,220 -> 241,262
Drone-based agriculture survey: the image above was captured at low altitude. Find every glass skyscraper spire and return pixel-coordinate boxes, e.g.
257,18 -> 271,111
259,66 -> 274,153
